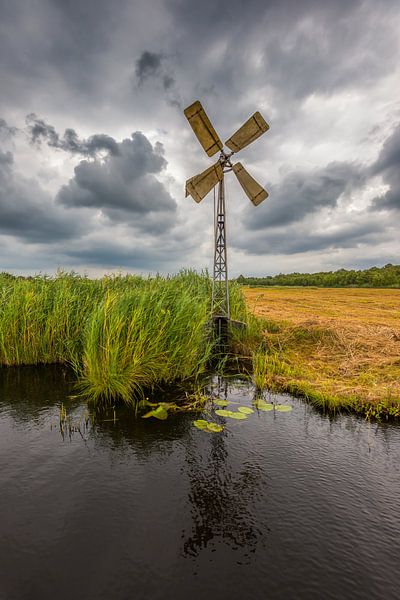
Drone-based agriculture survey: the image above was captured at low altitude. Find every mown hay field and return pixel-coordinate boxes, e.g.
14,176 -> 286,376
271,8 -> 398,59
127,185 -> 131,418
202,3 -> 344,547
243,287 -> 400,417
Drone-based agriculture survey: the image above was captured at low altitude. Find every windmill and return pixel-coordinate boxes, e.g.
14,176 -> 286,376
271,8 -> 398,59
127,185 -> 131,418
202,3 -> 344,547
184,100 -> 269,335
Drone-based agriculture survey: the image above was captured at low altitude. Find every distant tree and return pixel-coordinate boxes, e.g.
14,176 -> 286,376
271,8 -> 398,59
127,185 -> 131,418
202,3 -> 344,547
237,264 -> 400,288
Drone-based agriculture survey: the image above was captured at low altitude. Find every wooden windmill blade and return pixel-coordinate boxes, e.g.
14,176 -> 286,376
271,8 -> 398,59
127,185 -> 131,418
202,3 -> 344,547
232,162 -> 268,206
184,100 -> 223,157
185,161 -> 223,203
225,112 -> 269,153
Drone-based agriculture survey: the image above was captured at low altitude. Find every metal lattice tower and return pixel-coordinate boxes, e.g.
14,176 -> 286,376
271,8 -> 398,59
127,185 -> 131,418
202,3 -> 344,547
183,100 -> 269,331
212,159 -> 230,319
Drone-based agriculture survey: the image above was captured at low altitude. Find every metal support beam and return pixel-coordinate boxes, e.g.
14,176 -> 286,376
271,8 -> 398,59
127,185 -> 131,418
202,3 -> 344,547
212,177 -> 230,321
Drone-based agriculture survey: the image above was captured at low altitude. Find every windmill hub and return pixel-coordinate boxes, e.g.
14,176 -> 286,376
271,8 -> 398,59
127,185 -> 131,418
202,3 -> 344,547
218,150 -> 234,170
184,100 -> 269,334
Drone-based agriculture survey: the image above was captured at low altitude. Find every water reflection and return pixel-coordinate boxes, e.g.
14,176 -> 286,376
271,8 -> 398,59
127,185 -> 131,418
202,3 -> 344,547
0,364 -> 75,424
1,366 -> 400,600
61,377 -> 267,560
182,377 -> 266,559
182,435 -> 265,559
0,367 -> 267,562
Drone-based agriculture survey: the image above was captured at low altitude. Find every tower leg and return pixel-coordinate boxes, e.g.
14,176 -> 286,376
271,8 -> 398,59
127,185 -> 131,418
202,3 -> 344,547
212,178 -> 230,323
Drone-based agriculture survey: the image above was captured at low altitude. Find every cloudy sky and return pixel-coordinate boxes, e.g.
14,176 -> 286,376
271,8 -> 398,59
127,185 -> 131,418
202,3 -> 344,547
1,0 -> 399,277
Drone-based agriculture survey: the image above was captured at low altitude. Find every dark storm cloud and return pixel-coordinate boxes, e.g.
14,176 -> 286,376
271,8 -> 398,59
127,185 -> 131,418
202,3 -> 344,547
135,51 -> 163,84
66,243 -> 153,267
1,0 -> 398,117
24,114 -> 178,231
260,3 -> 399,101
0,118 -> 17,140
63,238 -> 182,270
27,114 -> 120,157
0,150 -> 84,242
26,117 -> 175,223
135,51 -> 176,90
235,220 -> 385,256
0,0 -> 128,101
370,125 -> 400,212
0,151 -> 13,166
168,0 -> 399,104
134,50 -> 181,108
1,0 -> 397,124
145,0 -> 400,176
244,161 -> 364,230
373,125 -> 400,173
57,131 -> 177,230
236,148 -> 391,257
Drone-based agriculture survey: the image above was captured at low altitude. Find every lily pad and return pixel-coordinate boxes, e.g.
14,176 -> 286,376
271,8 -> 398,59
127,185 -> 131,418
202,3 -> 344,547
228,412 -> 248,420
193,419 -> 209,430
142,410 -> 154,419
275,404 -> 293,412
138,398 -> 157,409
142,405 -> 169,420
254,400 -> 274,411
215,409 -> 231,417
207,422 -> 224,432
215,409 -> 248,420
154,406 -> 169,419
214,399 -> 229,407
238,406 -> 254,414
193,420 -> 223,433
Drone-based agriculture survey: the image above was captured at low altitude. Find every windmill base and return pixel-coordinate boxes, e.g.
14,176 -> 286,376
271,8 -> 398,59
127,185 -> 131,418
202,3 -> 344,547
212,315 -> 247,340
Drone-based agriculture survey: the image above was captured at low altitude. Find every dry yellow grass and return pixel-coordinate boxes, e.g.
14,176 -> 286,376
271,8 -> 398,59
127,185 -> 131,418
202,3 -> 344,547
243,287 -> 400,417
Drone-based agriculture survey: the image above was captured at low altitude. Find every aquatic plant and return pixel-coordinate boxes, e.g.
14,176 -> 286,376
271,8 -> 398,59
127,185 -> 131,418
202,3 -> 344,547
142,405 -> 170,420
252,345 -> 269,390
238,406 -> 254,414
193,419 -> 223,433
214,399 -> 229,407
191,398 -> 292,433
254,399 -> 274,411
252,398 -> 292,412
215,408 -> 247,419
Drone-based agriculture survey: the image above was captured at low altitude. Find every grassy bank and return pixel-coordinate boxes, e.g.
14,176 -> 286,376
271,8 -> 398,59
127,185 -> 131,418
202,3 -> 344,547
0,271 -> 249,405
243,287 -> 400,419
2,272 -> 399,419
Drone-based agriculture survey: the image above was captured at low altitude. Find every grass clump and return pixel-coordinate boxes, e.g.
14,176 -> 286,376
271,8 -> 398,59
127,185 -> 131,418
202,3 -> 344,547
78,274 -> 216,405
251,345 -> 268,391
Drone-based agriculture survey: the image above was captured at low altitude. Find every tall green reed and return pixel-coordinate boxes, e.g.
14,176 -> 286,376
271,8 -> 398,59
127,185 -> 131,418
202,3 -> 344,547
0,270 -> 249,405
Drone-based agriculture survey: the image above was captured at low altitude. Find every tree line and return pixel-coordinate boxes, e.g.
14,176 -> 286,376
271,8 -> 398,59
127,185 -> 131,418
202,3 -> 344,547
236,264 -> 400,288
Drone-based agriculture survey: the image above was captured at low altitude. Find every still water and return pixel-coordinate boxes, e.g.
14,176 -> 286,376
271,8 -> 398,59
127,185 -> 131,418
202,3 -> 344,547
0,366 -> 399,600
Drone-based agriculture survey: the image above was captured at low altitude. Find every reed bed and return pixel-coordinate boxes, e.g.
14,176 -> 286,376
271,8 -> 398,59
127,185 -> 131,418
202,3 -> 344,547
0,271 -> 247,405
